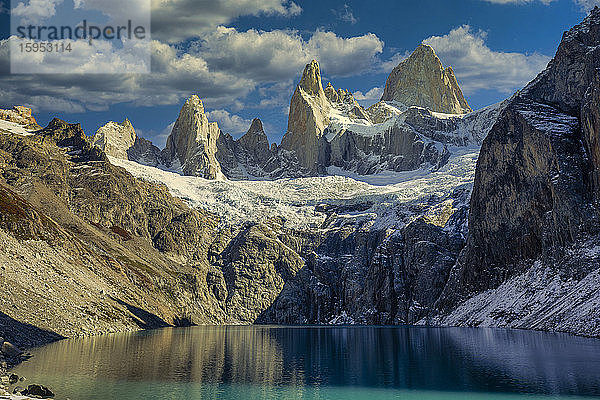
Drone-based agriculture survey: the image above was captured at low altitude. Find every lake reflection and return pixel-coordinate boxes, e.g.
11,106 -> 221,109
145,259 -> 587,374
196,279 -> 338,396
12,326 -> 600,400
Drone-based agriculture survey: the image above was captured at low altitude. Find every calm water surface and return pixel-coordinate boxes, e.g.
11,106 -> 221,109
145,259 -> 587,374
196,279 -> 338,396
11,326 -> 600,399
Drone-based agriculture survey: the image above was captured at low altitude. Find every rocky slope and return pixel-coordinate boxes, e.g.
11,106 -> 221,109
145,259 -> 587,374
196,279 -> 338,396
432,7 -> 600,334
113,144 -> 480,326
381,44 -> 472,114
0,116 -> 308,350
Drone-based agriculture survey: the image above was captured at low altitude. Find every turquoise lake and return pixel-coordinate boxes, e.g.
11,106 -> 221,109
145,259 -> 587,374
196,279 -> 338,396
11,326 -> 600,399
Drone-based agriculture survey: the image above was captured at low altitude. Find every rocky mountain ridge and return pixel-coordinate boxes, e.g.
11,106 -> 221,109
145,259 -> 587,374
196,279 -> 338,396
104,44 -> 486,181
381,44 -> 472,114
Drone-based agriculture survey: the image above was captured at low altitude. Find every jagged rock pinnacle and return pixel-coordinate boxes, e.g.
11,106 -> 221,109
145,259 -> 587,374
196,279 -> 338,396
162,95 -> 223,179
381,44 -> 472,114
247,118 -> 264,135
299,60 -> 324,96
280,60 -> 330,174
238,118 -> 271,165
92,119 -> 137,160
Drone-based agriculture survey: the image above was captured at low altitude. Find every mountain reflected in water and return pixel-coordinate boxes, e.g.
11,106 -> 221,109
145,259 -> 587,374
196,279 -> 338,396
12,326 -> 600,400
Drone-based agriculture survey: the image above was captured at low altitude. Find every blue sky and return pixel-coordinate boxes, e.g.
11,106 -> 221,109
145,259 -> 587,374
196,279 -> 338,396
0,0 -> 594,146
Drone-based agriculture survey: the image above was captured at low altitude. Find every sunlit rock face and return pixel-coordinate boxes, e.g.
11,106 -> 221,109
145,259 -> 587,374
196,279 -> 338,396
279,60 -> 332,175
381,44 -> 472,114
0,106 -> 40,129
163,95 -> 224,180
92,119 -> 137,160
93,119 -> 162,167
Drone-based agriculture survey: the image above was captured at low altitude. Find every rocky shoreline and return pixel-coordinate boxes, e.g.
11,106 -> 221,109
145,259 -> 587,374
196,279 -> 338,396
0,338 -> 54,400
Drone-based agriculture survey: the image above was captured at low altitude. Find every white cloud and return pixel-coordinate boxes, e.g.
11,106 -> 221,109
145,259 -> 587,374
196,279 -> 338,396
480,0 -> 555,4
11,0 -> 63,24
196,27 -> 384,81
151,0 -> 302,43
379,51 -> 410,73
9,36 -> 151,74
306,31 -> 383,76
332,4 -> 357,24
0,38 -> 256,113
423,25 -> 551,95
73,0 -> 150,22
206,109 -> 253,136
353,87 -> 383,101
0,20 -> 384,115
574,0 -> 600,11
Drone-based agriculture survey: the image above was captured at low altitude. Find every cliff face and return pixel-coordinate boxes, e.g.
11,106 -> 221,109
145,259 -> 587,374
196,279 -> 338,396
436,8 -> 600,321
92,119 -> 137,160
279,60 -> 331,175
381,44 -> 472,114
163,96 -> 224,179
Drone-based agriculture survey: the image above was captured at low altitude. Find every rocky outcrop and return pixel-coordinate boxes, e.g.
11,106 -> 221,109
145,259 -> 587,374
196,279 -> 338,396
324,82 -> 371,122
381,44 -> 472,114
0,118 -> 318,347
163,96 -> 223,179
92,119 -> 137,160
216,118 -> 276,179
238,119 -> 272,165
326,121 -> 451,174
92,119 -> 162,166
436,8 -> 600,312
216,223 -> 304,322
258,189 -> 470,325
279,60 -> 331,175
277,58 -> 479,177
0,106 -> 40,129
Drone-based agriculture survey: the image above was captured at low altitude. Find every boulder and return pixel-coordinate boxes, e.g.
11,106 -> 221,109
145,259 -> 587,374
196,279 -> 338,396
22,384 -> 54,398
0,342 -> 22,358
